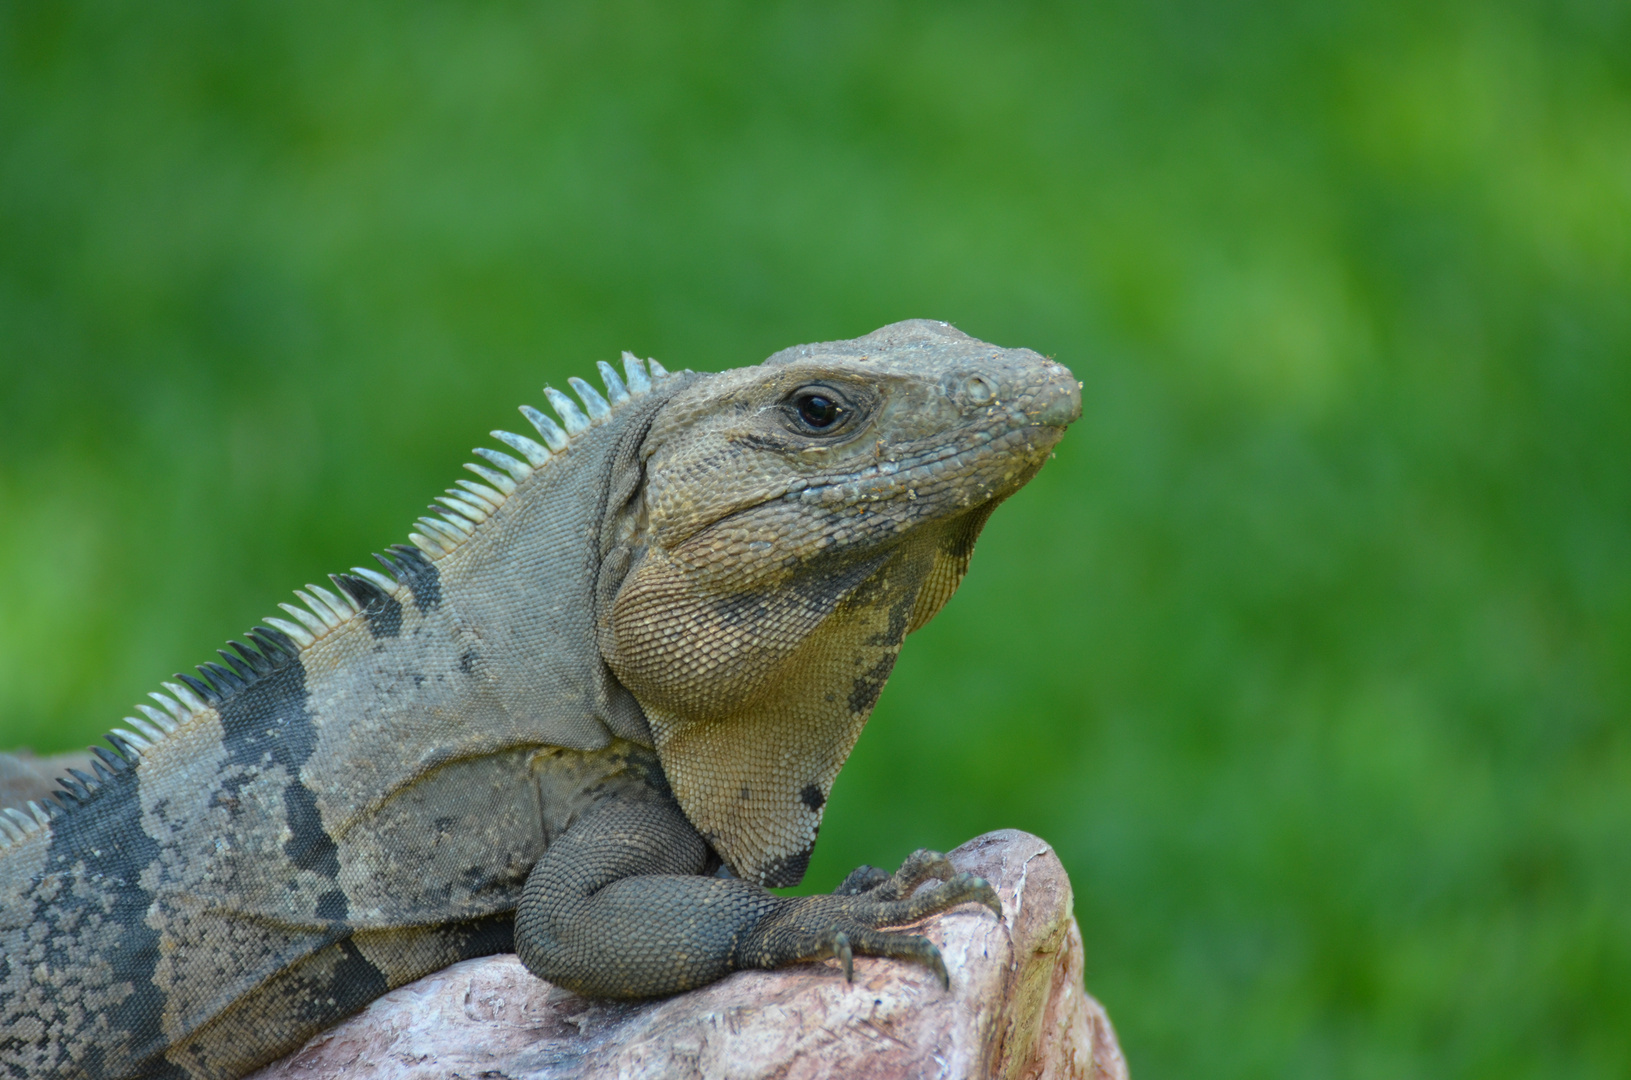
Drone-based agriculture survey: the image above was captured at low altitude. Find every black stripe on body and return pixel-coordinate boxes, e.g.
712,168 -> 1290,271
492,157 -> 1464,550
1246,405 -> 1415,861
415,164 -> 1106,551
335,574 -> 403,639
215,655 -> 349,921
847,653 -> 897,715
159,937 -> 386,1080
760,844 -> 814,889
378,545 -> 441,613
3,632 -> 310,1079
445,912 -> 515,959
31,753 -> 166,1079
293,939 -> 388,1034
160,915 -> 513,1079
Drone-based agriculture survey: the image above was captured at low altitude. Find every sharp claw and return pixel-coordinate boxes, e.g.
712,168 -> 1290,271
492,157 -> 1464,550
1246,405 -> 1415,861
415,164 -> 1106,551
925,944 -> 950,991
970,878 -> 1003,918
834,930 -> 853,982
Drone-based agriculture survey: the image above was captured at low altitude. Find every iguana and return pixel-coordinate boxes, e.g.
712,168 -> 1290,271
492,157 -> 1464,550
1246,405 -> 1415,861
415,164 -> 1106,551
0,320 -> 1080,1080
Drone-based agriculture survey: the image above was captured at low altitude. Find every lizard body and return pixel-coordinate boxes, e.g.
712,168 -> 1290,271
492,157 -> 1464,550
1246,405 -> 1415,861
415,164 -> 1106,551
0,320 -> 1079,1079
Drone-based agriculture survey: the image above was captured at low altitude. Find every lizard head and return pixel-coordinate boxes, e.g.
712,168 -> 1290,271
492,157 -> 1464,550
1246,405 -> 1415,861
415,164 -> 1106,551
598,320 -> 1079,886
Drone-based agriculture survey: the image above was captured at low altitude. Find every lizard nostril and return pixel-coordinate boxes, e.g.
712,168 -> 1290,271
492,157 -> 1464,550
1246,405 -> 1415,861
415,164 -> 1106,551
962,375 -> 996,404
1036,383 -> 1082,428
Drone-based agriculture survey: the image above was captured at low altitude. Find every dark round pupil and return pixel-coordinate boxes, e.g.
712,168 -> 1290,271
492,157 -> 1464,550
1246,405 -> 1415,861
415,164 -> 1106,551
797,393 -> 841,428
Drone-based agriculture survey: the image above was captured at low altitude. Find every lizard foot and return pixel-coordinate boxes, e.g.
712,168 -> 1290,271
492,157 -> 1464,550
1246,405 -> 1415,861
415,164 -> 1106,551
741,851 -> 1003,989
802,924 -> 951,988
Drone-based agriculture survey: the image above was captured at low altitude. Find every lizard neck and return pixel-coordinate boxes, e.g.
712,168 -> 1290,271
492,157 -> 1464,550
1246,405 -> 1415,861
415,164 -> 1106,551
426,380 -> 685,751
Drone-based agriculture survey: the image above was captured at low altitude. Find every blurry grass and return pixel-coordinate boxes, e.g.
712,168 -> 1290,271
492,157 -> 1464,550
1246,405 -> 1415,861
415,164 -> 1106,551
2,2 -> 1629,1076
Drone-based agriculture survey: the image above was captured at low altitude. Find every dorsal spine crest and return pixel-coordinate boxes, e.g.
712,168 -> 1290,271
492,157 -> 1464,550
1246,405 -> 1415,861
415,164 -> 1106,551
7,353 -> 675,838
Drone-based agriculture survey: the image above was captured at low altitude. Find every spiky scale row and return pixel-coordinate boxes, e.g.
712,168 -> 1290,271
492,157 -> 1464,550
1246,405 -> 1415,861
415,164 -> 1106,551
543,387 -> 590,434
461,481 -> 504,510
0,805 -> 47,844
598,361 -> 630,405
0,722 -> 158,846
461,463 -> 516,500
412,353 -> 668,558
567,377 -> 611,420
521,406 -> 568,451
348,566 -> 399,595
491,429 -> 551,467
13,353 -> 676,845
434,495 -> 483,525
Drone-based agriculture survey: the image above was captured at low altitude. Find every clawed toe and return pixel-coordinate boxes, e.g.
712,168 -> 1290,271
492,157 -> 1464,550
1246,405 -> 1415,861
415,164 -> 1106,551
765,857 -> 1002,994
900,938 -> 950,990
894,870 -> 1002,923
890,932 -> 950,990
833,864 -> 891,896
830,930 -> 854,981
895,848 -> 956,891
840,926 -> 950,990
939,871 -> 1003,918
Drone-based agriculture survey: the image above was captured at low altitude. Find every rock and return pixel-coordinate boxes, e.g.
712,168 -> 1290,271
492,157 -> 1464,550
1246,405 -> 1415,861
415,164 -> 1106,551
250,829 -> 1127,1080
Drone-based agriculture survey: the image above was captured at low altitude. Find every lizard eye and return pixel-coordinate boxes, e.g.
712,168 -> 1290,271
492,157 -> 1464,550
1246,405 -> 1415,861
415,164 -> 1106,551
797,393 -> 841,427
786,387 -> 850,433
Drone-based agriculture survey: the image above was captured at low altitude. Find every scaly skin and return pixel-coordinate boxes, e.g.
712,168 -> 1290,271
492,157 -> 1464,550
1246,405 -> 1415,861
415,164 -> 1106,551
0,320 -> 1077,1079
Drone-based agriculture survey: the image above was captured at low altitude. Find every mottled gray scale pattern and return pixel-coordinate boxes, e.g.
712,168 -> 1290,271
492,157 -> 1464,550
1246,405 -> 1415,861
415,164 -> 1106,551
157,914 -> 510,1079
1,764 -> 164,1079
214,658 -> 347,918
2,322 -> 1078,1080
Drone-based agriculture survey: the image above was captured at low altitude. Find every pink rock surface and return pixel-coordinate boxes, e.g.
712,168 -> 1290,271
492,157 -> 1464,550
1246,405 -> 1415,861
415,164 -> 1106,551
251,830 -> 1128,1080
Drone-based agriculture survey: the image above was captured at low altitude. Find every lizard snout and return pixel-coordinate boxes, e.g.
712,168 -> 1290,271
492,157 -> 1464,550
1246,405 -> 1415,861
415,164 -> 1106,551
1030,364 -> 1082,429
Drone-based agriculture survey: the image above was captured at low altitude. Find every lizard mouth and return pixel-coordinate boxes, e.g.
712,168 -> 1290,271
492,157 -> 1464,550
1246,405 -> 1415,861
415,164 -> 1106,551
781,419 -> 1061,514
777,358 -> 1079,518
656,358 -> 1080,568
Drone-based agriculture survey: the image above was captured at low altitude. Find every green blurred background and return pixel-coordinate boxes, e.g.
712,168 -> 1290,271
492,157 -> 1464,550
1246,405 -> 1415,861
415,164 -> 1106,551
3,1 -> 1628,1075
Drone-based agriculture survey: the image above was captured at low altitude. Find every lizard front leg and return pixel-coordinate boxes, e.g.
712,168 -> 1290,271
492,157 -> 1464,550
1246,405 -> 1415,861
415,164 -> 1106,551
514,797 -> 1000,999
